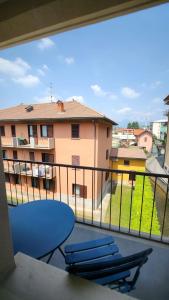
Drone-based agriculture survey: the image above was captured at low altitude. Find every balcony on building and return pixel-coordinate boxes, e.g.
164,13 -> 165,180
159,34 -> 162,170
1,136 -> 55,150
3,158 -> 169,300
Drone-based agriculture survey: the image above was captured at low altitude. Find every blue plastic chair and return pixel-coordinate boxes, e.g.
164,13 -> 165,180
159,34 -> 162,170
64,237 -> 153,293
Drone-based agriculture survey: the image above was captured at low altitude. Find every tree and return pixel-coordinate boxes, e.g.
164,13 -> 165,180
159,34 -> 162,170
127,121 -> 140,129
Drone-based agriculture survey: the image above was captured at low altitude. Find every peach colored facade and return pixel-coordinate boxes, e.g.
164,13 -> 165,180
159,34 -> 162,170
1,120 -> 112,208
136,131 -> 152,153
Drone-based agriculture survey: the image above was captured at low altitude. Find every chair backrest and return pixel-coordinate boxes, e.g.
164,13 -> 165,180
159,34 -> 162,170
67,248 -> 153,290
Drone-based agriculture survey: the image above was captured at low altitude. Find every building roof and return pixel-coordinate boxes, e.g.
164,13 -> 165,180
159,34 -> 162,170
133,129 -> 152,137
0,100 -> 117,125
163,95 -> 169,105
110,147 -> 147,160
151,119 -> 168,123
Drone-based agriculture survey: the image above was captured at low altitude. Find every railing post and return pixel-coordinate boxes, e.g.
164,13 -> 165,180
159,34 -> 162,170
0,138 -> 15,281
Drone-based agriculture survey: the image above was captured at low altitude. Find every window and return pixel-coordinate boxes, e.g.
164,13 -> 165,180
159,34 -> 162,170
29,152 -> 35,161
71,124 -> 80,138
42,153 -> 54,163
43,179 -> 54,191
31,177 -> 39,188
11,125 -> 16,137
2,150 -> 7,159
13,150 -> 18,160
144,137 -> 147,142
72,184 -> 87,198
28,125 -> 37,137
5,173 -> 10,183
107,127 -> 110,138
0,126 -> 5,136
106,149 -> 109,160
129,173 -> 136,181
72,155 -> 80,166
124,160 -> 130,166
40,125 -> 53,137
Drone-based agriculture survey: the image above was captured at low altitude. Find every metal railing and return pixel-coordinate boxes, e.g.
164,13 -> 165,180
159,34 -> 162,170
4,158 -> 169,244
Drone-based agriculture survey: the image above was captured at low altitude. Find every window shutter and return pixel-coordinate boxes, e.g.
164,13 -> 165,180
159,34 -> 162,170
80,185 -> 87,199
48,125 -> 53,137
72,155 -> 80,166
33,125 -> 37,137
49,154 -> 54,163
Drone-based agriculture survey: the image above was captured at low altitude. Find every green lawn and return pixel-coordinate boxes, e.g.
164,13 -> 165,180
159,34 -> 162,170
105,175 -> 160,236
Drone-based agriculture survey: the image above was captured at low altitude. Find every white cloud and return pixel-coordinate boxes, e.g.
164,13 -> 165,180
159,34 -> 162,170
35,95 -> 52,103
42,64 -> 49,71
91,84 -> 106,97
150,80 -> 162,89
0,57 -> 40,87
37,64 -> 49,76
13,75 -> 40,87
0,57 -> 30,77
91,84 -> 117,100
37,69 -> 45,76
38,38 -> 55,50
65,95 -> 84,103
117,107 -> 132,114
65,57 -> 75,65
121,87 -> 140,99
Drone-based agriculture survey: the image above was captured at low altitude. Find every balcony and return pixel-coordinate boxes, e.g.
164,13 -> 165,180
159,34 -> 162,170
1,136 -> 55,150
3,158 -> 169,299
3,160 -> 56,179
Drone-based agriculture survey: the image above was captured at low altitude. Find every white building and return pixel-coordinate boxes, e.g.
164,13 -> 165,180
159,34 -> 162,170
150,119 -> 168,140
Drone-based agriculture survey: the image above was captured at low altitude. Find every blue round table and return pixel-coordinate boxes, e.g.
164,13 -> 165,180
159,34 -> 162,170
9,200 -> 75,259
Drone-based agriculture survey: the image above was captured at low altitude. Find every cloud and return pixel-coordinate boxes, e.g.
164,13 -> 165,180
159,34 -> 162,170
37,69 -> 45,76
13,75 -> 40,87
91,84 -> 106,97
65,57 -> 75,65
42,64 -> 49,71
91,84 -> 117,99
65,95 -> 84,103
0,57 -> 30,77
117,107 -> 132,114
150,81 -> 162,89
121,87 -> 140,99
35,95 -> 52,103
37,64 -> 49,76
0,57 -> 40,87
37,38 -> 55,50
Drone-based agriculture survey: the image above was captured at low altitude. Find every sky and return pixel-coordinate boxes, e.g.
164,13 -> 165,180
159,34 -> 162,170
0,3 -> 169,127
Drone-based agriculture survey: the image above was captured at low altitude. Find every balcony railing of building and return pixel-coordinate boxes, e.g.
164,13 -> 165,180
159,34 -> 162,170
4,158 -> 169,245
1,136 -> 55,149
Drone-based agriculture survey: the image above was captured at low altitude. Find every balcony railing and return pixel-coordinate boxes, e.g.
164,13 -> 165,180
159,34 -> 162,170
1,136 -> 55,149
4,158 -> 169,245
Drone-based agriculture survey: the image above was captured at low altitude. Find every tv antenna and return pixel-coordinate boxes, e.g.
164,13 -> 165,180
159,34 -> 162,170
49,82 -> 54,102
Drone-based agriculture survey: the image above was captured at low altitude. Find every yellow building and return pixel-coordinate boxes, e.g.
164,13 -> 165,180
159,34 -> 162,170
110,147 -> 146,184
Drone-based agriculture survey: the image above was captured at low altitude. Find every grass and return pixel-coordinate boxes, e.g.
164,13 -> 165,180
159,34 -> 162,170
105,175 -> 160,236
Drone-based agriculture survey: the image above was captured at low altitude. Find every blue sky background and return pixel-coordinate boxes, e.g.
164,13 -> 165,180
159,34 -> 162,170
0,3 -> 169,126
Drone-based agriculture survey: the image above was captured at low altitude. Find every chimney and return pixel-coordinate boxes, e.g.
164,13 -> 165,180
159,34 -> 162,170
56,100 -> 64,112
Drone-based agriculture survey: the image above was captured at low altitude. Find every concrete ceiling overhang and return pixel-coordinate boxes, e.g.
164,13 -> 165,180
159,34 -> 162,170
0,0 -> 168,49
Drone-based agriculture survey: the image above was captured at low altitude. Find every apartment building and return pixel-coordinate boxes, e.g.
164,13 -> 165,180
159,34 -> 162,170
164,96 -> 169,173
0,100 -> 116,208
150,119 -> 168,140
